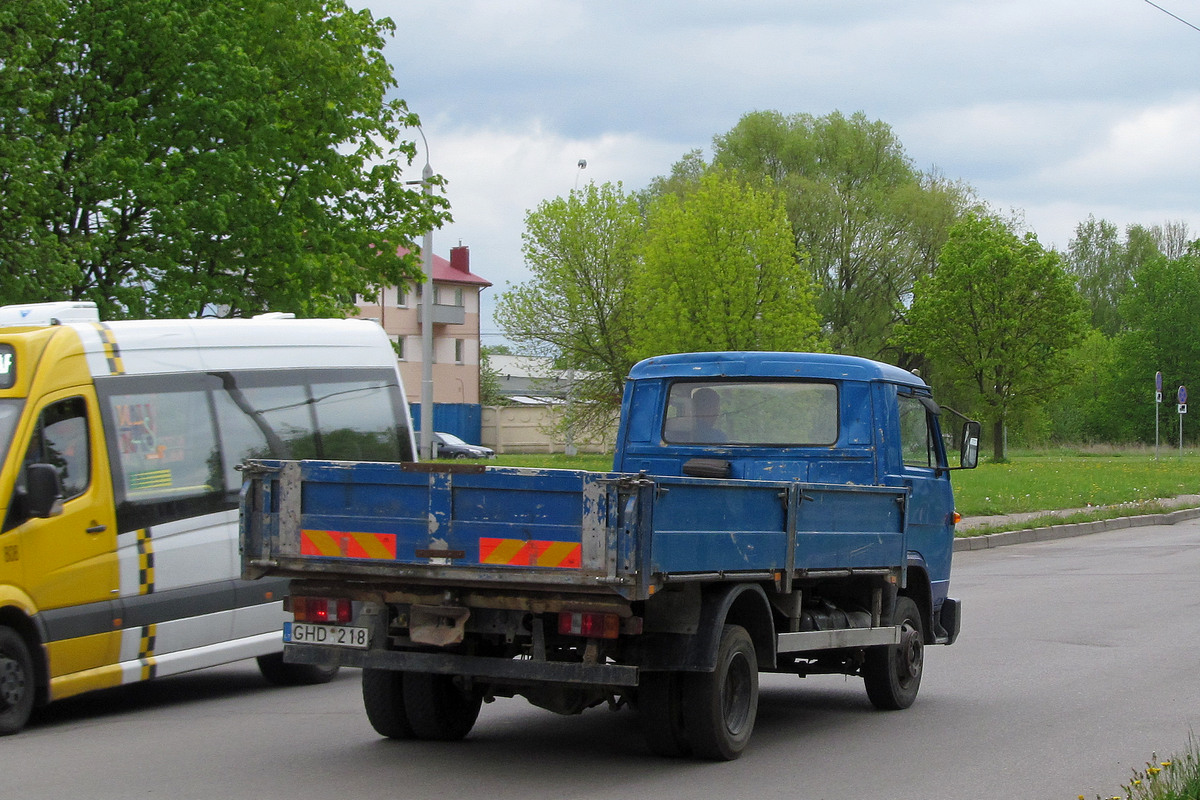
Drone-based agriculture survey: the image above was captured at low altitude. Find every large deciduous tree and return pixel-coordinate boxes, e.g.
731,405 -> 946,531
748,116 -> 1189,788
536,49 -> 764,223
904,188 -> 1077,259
494,181 -> 643,432
708,110 -> 978,362
1106,246 -> 1200,443
1065,216 -> 1128,337
897,213 -> 1088,461
630,170 -> 822,360
0,0 -> 446,319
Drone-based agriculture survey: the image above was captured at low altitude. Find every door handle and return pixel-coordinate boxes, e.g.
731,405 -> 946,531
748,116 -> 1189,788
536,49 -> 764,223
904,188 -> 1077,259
86,524 -> 107,534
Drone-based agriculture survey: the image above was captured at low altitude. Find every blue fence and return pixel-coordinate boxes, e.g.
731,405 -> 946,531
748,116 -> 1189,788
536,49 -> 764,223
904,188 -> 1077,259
410,402 -> 483,444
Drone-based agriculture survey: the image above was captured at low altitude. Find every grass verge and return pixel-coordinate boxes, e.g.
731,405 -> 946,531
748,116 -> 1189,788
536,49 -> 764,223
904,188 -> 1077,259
1087,737 -> 1200,799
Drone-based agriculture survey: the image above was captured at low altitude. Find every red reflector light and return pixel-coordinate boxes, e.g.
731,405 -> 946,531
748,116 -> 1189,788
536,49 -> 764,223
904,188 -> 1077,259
293,596 -> 352,624
558,611 -> 620,639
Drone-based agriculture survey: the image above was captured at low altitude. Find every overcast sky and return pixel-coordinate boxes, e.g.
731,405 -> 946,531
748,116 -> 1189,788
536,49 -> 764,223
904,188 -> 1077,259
366,0 -> 1200,342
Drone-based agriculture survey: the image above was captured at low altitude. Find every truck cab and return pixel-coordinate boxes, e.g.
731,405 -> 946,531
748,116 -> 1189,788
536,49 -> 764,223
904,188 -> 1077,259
614,351 -> 977,642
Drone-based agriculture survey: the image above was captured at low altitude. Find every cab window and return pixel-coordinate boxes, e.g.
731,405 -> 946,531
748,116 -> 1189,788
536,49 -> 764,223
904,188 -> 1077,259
30,397 -> 91,499
898,395 -> 935,468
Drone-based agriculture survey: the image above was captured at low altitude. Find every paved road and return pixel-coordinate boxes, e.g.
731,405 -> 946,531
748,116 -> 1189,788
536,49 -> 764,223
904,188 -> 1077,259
4,520 -> 1199,800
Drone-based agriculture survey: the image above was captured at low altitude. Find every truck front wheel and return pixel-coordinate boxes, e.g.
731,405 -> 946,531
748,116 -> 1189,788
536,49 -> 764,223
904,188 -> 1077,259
863,596 -> 924,710
402,672 -> 481,741
362,667 -> 415,739
0,626 -> 36,736
681,624 -> 758,760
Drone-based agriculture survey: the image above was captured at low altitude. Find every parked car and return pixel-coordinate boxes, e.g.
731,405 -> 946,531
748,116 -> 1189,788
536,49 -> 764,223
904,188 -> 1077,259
433,431 -> 495,459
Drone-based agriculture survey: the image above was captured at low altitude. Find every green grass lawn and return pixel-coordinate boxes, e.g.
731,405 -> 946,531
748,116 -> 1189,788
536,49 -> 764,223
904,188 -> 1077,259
951,449 -> 1200,516
479,447 -> 1200,518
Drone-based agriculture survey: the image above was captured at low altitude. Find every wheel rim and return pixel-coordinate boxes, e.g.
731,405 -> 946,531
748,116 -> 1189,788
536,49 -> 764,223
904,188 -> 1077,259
721,651 -> 753,736
896,620 -> 923,685
0,655 -> 26,709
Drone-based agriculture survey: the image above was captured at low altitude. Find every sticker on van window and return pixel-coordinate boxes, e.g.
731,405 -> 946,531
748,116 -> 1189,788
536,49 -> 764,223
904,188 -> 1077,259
0,345 -> 15,389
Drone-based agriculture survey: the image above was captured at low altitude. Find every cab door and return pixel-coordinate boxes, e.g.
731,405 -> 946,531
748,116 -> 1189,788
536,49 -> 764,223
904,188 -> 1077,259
6,389 -> 119,687
891,390 -> 955,606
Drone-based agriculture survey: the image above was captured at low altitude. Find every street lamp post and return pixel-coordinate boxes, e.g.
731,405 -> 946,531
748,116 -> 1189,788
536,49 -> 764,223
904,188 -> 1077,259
420,157 -> 434,461
408,127 -> 436,462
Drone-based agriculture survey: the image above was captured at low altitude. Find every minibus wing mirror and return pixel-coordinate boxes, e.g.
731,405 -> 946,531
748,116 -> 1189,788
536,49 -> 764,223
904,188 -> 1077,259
26,463 -> 65,518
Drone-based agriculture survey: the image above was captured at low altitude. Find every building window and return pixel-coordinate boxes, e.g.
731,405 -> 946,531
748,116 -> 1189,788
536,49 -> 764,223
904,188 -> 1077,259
396,285 -> 408,308
435,286 -> 464,307
454,339 -> 465,364
393,336 -> 405,361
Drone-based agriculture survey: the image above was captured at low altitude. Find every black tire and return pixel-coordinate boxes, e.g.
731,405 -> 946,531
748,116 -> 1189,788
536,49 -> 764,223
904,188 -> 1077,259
681,624 -> 758,761
863,596 -> 925,710
636,671 -> 691,757
0,627 -> 36,736
362,668 -> 415,739
256,653 -> 339,686
401,672 -> 481,741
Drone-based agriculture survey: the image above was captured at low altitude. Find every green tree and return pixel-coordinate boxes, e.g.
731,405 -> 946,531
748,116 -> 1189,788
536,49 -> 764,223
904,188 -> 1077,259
630,170 -> 822,359
0,0 -> 446,319
1106,246 -> 1200,443
494,181 -> 643,433
708,110 -> 978,361
897,213 -> 1089,461
1065,216 -> 1128,337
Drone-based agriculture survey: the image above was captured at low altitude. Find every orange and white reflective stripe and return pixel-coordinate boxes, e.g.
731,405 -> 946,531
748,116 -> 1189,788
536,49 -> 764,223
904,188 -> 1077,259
479,538 -> 581,569
300,529 -> 397,559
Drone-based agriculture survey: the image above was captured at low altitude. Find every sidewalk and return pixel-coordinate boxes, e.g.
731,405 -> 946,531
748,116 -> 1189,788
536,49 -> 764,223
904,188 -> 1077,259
953,494 -> 1200,551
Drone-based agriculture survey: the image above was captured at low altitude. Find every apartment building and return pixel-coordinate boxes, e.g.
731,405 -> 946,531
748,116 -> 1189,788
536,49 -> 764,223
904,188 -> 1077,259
356,245 -> 491,406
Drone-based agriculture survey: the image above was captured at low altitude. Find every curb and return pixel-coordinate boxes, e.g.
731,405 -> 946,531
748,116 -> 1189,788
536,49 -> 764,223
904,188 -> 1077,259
952,506 -> 1200,551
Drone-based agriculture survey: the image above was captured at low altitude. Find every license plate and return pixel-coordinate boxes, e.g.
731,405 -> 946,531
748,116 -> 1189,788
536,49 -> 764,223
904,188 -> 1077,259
284,622 -> 369,649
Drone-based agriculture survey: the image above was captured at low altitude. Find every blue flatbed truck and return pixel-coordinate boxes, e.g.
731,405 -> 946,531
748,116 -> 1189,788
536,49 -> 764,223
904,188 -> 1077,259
240,352 -> 980,759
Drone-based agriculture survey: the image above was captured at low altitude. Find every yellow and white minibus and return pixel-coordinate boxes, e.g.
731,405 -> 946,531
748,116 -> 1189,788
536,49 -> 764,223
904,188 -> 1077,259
0,301 -> 415,734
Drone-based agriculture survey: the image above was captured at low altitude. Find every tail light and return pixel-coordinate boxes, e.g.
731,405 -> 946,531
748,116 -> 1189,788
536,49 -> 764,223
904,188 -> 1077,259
558,611 -> 620,639
292,596 -> 352,624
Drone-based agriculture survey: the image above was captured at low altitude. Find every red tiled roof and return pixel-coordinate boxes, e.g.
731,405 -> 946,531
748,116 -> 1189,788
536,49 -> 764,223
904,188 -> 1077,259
393,245 -> 492,287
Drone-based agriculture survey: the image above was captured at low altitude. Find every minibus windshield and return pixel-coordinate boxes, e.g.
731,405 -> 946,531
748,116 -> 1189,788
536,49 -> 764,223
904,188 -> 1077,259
0,398 -> 24,469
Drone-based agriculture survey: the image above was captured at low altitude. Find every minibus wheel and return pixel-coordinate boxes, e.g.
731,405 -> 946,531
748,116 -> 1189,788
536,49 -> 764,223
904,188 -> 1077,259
0,627 -> 35,735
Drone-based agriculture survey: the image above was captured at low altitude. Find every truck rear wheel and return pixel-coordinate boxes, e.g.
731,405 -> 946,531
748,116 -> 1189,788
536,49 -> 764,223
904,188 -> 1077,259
402,672 -> 481,741
636,671 -> 690,757
681,624 -> 758,760
0,627 -> 36,736
362,667 -> 415,739
863,596 -> 924,710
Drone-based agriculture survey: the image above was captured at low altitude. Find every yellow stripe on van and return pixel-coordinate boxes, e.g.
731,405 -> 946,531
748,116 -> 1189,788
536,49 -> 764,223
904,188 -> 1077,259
92,322 -> 126,375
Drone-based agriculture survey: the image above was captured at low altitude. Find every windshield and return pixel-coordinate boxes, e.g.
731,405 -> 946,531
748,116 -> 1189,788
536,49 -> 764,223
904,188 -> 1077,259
437,432 -> 468,446
0,398 -> 25,469
663,381 -> 839,446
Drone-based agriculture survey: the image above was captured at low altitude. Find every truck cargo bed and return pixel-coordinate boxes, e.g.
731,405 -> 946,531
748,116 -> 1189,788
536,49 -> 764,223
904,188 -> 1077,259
241,460 -> 910,601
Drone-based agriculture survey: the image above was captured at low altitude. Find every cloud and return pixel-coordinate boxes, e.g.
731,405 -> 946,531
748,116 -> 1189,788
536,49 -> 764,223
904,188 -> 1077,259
413,121 -> 686,338
1035,98 -> 1200,206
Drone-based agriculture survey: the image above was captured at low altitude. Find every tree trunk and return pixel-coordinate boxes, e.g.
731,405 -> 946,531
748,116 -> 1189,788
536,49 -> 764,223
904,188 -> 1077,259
992,418 -> 1006,462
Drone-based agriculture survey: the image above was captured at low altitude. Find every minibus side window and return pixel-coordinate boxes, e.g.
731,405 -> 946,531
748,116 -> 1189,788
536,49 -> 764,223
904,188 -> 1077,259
309,379 -> 404,462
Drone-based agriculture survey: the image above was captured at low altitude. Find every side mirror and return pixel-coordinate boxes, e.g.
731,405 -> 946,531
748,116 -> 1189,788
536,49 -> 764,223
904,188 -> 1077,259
26,463 -> 65,518
959,421 -> 981,470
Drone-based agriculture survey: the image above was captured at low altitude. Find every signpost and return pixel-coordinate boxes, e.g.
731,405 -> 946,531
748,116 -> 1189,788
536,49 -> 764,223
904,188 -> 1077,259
1155,371 -> 1163,459
1179,385 -> 1188,455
